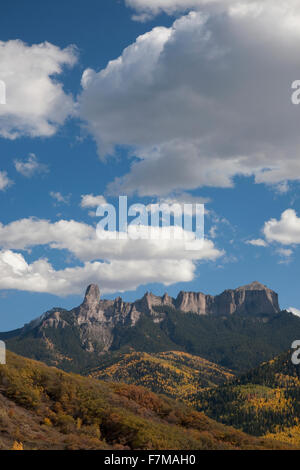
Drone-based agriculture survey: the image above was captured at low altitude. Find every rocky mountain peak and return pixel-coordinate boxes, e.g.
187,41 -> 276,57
4,280 -> 284,369
82,284 -> 101,308
75,281 -> 279,320
236,281 -> 268,291
23,281 -> 280,343
221,281 -> 280,315
173,281 -> 280,316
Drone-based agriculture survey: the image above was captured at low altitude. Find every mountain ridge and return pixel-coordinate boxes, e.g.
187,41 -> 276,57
0,281 -> 292,374
24,280 -> 281,334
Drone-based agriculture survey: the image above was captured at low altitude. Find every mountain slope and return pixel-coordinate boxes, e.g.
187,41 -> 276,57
0,282 -> 298,374
0,351 -> 291,450
195,350 -> 300,440
89,351 -> 234,404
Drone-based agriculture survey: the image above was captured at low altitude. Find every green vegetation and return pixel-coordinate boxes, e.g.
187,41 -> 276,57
157,308 -> 300,373
0,351 -> 293,450
3,307 -> 300,376
89,351 -> 233,404
4,316 -> 105,374
196,350 -> 300,440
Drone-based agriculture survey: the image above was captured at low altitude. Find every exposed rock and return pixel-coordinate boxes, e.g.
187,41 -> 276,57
216,281 -> 280,316
174,281 -> 280,316
18,281 -> 281,358
175,291 -> 209,314
83,284 -> 101,309
41,311 -> 68,329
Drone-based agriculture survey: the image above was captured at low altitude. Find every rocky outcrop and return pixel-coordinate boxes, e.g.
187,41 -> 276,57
22,281 -> 280,358
175,291 -> 211,314
174,281 -> 280,316
32,280 -> 280,329
217,281 -> 280,316
126,281 -> 279,317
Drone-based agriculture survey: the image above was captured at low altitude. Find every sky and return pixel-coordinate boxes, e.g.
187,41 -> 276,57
1,0 -> 300,330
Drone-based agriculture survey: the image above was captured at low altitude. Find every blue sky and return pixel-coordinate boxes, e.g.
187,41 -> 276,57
1,0 -> 300,330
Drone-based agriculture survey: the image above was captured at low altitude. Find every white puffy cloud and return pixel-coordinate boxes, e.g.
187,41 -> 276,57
0,217 -> 222,262
125,0 -> 225,20
0,217 -> 223,295
0,40 -> 77,139
107,141 -> 253,196
126,0 -> 300,21
264,209 -> 300,245
0,171 -> 12,191
80,194 -> 107,208
146,193 -> 208,220
80,3 -> 300,196
14,153 -> 48,177
246,209 -> 300,258
0,249 -> 196,296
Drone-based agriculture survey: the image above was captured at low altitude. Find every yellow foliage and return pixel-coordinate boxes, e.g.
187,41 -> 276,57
265,425 -> 300,446
44,417 -> 52,426
76,417 -> 82,430
89,351 -> 233,404
12,441 -> 23,450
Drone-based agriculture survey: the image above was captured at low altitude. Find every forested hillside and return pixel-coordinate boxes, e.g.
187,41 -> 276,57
89,351 -> 234,404
196,350 -> 300,442
0,351 -> 293,450
3,306 -> 300,375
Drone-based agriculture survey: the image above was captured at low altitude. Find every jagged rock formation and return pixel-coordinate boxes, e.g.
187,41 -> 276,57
27,286 -> 143,353
1,281 -> 282,371
30,280 -> 280,336
174,281 -> 280,316
134,281 -> 280,316
35,281 -> 278,346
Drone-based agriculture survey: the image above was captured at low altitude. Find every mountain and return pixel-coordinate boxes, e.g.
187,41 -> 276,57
195,349 -> 300,444
89,351 -> 234,404
175,281 -> 280,316
0,281 -> 297,374
0,351 -> 291,450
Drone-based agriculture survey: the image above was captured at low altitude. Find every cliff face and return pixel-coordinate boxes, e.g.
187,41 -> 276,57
32,281 -> 280,331
174,281 -> 280,316
19,281 -> 280,358
140,281 -> 280,316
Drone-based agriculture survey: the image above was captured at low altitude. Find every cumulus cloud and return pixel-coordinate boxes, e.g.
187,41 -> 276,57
264,209 -> 300,245
0,249 -> 196,296
126,0 -> 300,21
14,153 -> 48,177
0,171 -> 12,191
80,194 -> 107,208
0,217 -> 223,295
246,209 -> 300,260
146,193 -> 209,219
0,40 -> 77,139
125,0 -> 224,20
0,217 -> 223,262
80,2 -> 300,196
